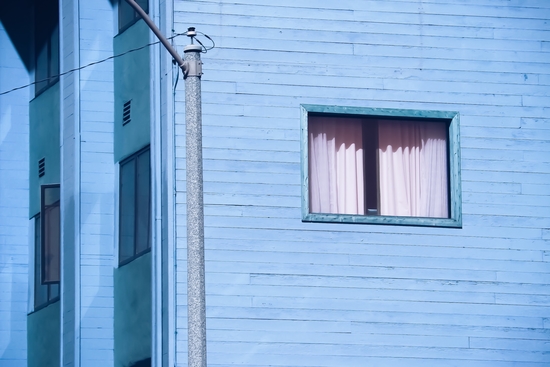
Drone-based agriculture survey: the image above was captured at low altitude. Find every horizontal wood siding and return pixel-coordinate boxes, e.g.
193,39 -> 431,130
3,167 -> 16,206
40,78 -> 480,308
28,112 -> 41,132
76,1 -> 115,366
174,0 -> 550,365
0,13 -> 30,367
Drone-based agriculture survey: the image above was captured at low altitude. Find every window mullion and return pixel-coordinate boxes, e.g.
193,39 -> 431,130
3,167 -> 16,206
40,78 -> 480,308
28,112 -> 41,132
133,155 -> 139,257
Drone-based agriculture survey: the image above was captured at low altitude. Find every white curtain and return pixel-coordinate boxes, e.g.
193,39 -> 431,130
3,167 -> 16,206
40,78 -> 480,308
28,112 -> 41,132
309,117 -> 364,214
378,120 -> 448,217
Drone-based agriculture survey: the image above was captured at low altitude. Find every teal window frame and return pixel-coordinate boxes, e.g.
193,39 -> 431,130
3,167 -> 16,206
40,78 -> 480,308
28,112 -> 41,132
33,213 -> 60,312
300,104 -> 462,228
118,146 -> 151,266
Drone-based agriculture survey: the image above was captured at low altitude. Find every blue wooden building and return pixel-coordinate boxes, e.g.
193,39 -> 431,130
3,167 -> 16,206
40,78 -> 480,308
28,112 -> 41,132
0,0 -> 549,366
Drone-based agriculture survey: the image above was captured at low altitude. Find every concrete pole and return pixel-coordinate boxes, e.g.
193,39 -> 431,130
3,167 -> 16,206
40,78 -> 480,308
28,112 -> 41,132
123,2 -> 207,364
184,41 -> 207,367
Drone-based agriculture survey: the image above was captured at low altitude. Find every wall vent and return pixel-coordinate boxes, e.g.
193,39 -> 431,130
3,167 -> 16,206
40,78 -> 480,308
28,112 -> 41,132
122,100 -> 132,125
38,158 -> 45,177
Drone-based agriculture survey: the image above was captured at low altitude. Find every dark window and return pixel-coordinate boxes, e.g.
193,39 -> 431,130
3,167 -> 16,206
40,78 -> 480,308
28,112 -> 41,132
119,0 -> 148,33
35,0 -> 59,96
130,358 -> 151,367
41,185 -> 61,284
34,212 -> 60,311
119,147 -> 151,265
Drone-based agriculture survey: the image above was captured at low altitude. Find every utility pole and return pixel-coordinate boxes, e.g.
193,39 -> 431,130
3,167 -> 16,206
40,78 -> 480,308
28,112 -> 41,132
124,1 -> 207,366
183,29 -> 207,367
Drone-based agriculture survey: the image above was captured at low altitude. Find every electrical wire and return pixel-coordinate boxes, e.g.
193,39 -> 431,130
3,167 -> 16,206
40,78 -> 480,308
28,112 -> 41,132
197,31 -> 215,53
0,31 -> 202,96
173,63 -> 180,93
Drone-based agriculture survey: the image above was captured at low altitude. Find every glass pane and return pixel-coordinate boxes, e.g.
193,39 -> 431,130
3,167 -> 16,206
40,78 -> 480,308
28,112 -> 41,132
118,0 -> 136,31
41,186 -> 60,284
35,43 -> 48,93
119,159 -> 136,263
135,150 -> 151,254
138,0 -> 149,13
34,215 -> 48,308
378,120 -> 449,218
308,116 -> 364,215
49,283 -> 60,301
43,186 -> 60,206
43,203 -> 60,283
49,25 -> 60,82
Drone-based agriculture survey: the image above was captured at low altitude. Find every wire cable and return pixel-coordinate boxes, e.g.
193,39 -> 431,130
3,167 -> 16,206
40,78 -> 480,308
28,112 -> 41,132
197,31 -> 215,53
0,32 -> 189,96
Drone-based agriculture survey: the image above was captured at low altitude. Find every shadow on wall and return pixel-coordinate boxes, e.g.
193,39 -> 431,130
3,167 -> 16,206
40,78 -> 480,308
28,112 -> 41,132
0,0 -> 32,70
131,357 -> 151,367
0,0 -> 116,72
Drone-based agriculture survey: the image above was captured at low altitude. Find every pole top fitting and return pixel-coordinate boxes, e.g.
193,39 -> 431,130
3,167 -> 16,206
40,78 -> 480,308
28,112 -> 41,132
184,44 -> 202,53
186,27 -> 197,38
185,26 -> 201,53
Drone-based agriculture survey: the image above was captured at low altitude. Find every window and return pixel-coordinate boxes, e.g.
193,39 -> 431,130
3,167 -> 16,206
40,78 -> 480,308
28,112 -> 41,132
33,184 -> 61,310
35,0 -> 59,96
301,105 -> 462,227
119,147 -> 151,265
118,0 -> 148,33
41,185 -> 61,283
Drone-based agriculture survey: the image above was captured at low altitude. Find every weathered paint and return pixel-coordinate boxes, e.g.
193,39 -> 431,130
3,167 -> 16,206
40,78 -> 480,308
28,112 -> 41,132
114,20 -> 151,163
173,0 -> 550,366
114,251 -> 152,367
27,302 -> 60,367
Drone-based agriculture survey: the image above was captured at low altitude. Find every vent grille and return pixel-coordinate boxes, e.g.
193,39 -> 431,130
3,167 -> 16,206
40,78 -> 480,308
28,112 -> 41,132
123,100 -> 132,125
38,158 -> 45,177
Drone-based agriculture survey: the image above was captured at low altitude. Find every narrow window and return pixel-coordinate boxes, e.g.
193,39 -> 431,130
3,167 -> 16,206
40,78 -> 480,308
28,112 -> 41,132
41,185 -> 60,284
302,105 -> 461,227
119,147 -> 151,265
34,0 -> 59,96
34,212 -> 60,310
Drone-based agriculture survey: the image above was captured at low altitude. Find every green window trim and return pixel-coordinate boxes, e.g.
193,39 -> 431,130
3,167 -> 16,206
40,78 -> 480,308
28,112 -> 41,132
300,104 -> 462,228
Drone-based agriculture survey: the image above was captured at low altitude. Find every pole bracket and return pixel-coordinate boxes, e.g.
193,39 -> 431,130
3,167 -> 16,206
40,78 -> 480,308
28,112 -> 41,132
183,59 -> 203,79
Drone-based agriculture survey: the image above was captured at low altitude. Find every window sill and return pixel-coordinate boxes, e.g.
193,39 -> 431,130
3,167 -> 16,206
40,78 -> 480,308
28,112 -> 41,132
118,247 -> 151,268
116,17 -> 143,36
32,78 -> 60,100
29,296 -> 60,315
303,212 -> 462,228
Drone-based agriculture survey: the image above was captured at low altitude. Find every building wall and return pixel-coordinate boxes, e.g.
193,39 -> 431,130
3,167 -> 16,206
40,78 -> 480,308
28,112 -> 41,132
0,13 -> 30,367
27,302 -> 60,367
114,20 -> 151,162
174,1 -> 550,366
77,1 -> 116,366
60,0 -> 116,366
112,13 -> 153,367
114,252 -> 152,367
29,83 -> 61,216
59,0 -> 78,363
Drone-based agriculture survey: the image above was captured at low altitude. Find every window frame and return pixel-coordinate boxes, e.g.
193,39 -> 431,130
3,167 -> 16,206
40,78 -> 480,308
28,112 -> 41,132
41,184 -> 61,284
33,213 -> 60,312
300,104 -> 462,228
118,146 -> 151,266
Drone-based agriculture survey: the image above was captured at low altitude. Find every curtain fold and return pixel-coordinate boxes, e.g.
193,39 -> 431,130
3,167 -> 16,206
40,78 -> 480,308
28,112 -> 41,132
309,117 -> 364,214
308,117 -> 448,218
378,120 -> 448,218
